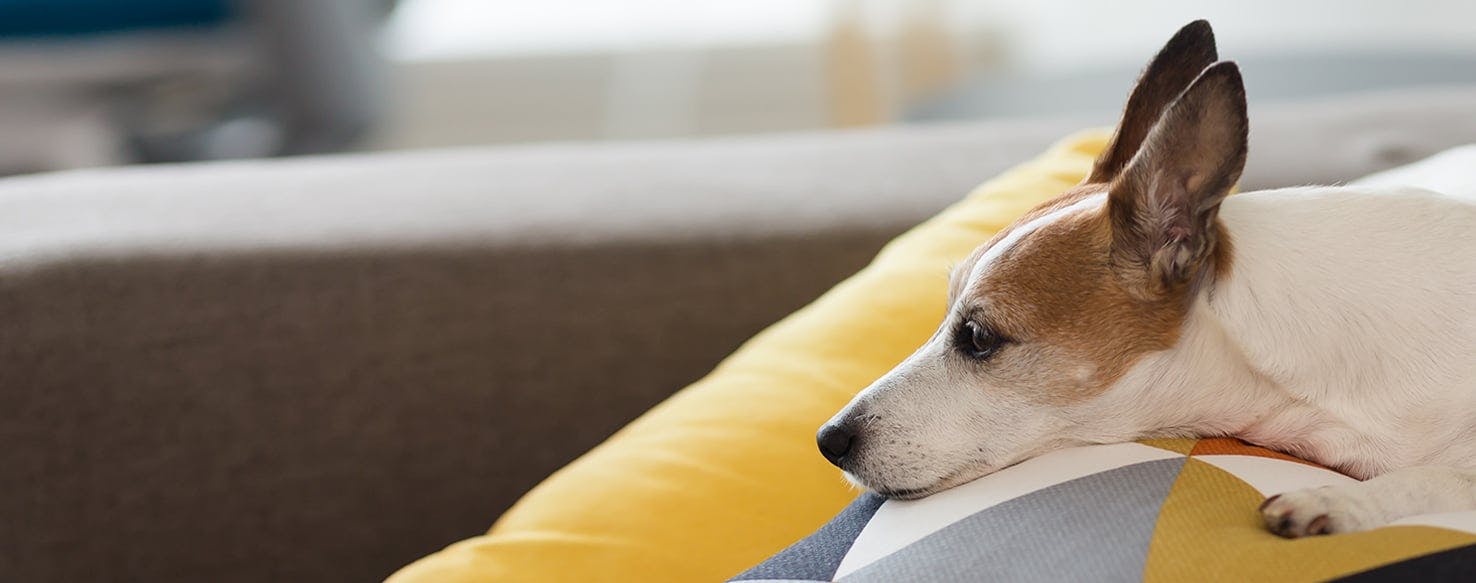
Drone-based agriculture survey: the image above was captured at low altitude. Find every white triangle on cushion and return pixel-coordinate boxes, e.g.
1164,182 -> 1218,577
1391,511 -> 1476,535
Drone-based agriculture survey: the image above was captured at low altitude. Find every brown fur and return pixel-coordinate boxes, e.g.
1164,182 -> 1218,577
955,199 -> 1187,406
1108,62 -> 1246,295
947,184 -> 1107,306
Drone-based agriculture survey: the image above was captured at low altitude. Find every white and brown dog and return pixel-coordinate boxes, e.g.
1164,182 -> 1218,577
818,20 -> 1476,538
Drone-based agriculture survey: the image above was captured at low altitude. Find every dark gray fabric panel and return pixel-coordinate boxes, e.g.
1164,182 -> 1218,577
1333,543 -> 1476,582
842,458 -> 1185,583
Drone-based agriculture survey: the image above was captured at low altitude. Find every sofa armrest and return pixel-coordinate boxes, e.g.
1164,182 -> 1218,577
0,118 -> 1081,583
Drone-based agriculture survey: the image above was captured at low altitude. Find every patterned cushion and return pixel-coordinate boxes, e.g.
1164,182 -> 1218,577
735,439 -> 1476,582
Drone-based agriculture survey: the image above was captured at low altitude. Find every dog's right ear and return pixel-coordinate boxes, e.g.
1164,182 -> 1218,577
1106,61 -> 1248,297
1088,20 -> 1218,183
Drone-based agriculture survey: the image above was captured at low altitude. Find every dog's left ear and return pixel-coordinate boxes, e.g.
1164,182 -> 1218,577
1107,61 -> 1248,296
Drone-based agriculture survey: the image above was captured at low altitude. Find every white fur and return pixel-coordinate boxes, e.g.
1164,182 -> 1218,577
1081,183 -> 1476,471
1208,186 -> 1476,476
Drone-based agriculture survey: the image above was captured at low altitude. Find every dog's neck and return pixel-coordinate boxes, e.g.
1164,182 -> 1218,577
1082,185 -> 1476,478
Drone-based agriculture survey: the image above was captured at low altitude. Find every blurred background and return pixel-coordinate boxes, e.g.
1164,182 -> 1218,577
3,0 -> 1476,174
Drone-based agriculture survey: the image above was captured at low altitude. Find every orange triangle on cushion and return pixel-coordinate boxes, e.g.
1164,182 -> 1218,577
1189,437 -> 1326,469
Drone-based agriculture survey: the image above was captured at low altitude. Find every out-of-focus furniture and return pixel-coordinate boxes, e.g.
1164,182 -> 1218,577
911,52 -> 1476,121
0,0 -> 389,174
5,86 -> 1476,582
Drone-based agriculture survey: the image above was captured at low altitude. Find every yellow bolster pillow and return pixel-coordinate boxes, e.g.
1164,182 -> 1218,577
387,130 -> 1113,582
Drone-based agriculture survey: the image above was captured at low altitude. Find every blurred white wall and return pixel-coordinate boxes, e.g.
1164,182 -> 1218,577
383,0 -> 829,59
971,0 -> 1476,73
370,0 -> 1476,149
373,0 -> 1001,148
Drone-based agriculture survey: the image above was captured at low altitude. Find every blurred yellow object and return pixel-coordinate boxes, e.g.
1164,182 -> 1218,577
386,129 -> 1111,582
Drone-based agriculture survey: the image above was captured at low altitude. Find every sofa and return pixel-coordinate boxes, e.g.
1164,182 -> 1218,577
5,86 -> 1476,583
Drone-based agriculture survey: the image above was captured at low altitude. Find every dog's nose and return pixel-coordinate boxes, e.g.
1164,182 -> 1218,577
816,422 -> 855,467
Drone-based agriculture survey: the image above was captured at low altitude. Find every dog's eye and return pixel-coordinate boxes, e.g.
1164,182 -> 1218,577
955,320 -> 1005,360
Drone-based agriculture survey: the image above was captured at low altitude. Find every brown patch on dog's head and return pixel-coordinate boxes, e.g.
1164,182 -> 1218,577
945,37 -> 1247,406
948,184 -> 1107,306
954,206 -> 1189,405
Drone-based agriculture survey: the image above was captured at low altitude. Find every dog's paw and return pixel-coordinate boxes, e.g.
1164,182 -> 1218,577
1259,487 -> 1380,538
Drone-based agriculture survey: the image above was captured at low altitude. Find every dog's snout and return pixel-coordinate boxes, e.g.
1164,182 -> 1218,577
817,422 -> 856,467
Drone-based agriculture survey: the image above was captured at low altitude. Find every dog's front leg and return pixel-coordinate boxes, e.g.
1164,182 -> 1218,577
1259,466 -> 1476,538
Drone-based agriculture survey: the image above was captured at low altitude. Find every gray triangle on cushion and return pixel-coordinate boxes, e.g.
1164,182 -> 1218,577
841,458 -> 1185,583
732,494 -> 887,581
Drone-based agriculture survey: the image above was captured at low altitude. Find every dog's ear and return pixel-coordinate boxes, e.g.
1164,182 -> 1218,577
1089,20 -> 1217,183
1107,61 -> 1248,296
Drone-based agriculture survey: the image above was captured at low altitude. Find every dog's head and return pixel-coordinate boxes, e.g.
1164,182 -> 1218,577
819,20 -> 1249,498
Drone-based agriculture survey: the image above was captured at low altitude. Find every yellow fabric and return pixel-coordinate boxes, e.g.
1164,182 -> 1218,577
387,130 -> 1113,582
1143,455 -> 1475,582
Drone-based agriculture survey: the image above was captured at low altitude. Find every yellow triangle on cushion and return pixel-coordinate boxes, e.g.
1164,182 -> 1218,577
1143,458 -> 1476,582
1139,438 -> 1197,455
386,130 -> 1111,583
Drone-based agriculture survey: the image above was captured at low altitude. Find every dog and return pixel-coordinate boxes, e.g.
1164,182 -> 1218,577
817,20 -> 1476,538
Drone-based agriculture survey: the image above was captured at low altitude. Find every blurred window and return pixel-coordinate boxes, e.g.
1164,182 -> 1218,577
0,0 -> 232,37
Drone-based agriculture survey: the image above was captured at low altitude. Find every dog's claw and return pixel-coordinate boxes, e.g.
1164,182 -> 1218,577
1272,512 -> 1295,538
1307,514 -> 1331,536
